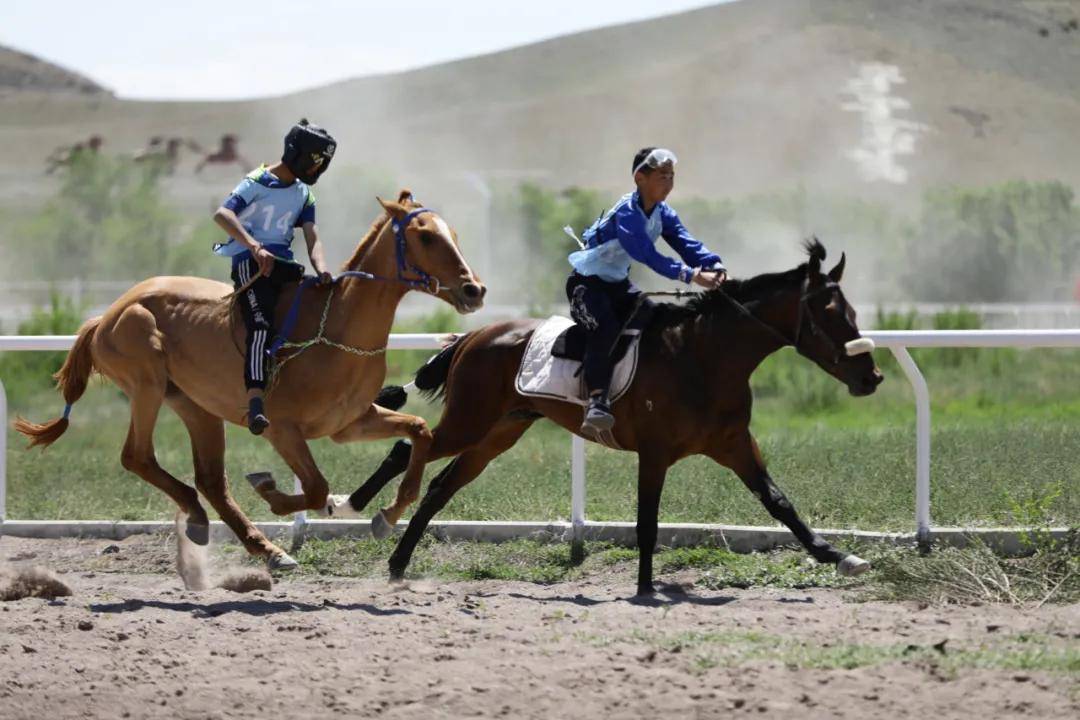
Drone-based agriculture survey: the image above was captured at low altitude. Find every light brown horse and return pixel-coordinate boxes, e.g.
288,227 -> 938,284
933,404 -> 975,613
335,240 -> 883,594
14,191 -> 485,569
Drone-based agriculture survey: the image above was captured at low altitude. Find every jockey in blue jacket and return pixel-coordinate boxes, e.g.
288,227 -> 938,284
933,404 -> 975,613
567,147 -> 727,435
212,119 -> 336,435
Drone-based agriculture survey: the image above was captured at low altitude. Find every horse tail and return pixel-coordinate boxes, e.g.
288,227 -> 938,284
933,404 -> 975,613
13,316 -> 101,449
374,333 -> 471,410
414,333 -> 470,403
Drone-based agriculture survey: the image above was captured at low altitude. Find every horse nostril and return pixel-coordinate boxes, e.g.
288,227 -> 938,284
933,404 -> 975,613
462,283 -> 481,300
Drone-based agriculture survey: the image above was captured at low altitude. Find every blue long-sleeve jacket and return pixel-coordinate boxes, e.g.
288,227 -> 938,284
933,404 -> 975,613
568,191 -> 723,283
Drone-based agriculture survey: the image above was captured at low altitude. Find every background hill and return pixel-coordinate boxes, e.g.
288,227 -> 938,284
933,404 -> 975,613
0,45 -> 108,95
1,0 -> 1079,307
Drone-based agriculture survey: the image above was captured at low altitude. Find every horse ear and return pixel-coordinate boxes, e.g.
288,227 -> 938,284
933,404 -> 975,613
397,188 -> 414,204
828,252 -> 846,283
377,196 -> 409,221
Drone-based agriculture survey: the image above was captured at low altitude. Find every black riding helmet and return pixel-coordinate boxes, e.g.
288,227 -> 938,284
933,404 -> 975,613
282,118 -> 336,185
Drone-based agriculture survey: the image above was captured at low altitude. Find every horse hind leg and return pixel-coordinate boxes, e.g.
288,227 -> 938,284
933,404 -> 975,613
369,391 -> 514,538
166,391 -> 290,564
121,389 -> 210,544
387,417 -> 535,578
96,303 -> 209,542
713,432 -> 868,575
324,439 -> 413,519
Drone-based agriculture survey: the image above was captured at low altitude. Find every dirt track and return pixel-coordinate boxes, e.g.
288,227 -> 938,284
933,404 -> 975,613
0,535 -> 1077,720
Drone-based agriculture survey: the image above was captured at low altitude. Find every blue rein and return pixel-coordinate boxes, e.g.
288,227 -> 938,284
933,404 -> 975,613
61,208 -> 444,421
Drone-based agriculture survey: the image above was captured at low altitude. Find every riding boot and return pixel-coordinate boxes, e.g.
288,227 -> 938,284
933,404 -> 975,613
581,390 -> 615,435
248,396 -> 270,435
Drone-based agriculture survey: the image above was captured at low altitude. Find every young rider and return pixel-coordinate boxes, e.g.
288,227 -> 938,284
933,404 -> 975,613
212,119 -> 336,435
567,147 -> 727,435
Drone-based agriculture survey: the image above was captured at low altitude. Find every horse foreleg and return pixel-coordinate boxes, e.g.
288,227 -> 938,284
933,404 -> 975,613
328,404 -> 433,538
712,432 -> 869,576
635,450 -> 671,596
332,439 -> 413,517
258,424 -> 330,516
167,393 -> 286,563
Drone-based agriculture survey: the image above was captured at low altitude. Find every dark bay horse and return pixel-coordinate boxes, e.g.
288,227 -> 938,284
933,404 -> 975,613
332,240 -> 883,594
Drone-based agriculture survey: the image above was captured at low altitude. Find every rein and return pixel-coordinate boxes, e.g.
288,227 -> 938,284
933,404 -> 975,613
621,277 -> 855,365
226,207 -> 443,300
265,280 -> 387,394
712,277 -> 848,363
227,207 -> 447,393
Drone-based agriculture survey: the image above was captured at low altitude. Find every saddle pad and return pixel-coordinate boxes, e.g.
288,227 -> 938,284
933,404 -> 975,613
515,316 -> 641,407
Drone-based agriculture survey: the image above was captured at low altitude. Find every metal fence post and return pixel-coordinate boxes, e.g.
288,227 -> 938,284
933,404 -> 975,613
890,346 -> 932,551
291,474 -> 307,552
571,434 -> 586,560
0,378 -> 6,540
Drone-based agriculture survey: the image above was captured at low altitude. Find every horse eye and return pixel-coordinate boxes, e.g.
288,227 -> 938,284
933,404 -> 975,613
419,230 -> 434,246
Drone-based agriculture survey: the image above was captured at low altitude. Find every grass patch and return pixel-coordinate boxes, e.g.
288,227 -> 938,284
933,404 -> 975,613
274,534 -> 1080,610
4,340 -> 1079,530
867,533 -> 1080,606
241,537 -> 856,587
609,628 -> 1080,674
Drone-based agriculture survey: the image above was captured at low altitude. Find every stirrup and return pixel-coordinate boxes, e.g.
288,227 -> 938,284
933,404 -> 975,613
581,398 -> 614,434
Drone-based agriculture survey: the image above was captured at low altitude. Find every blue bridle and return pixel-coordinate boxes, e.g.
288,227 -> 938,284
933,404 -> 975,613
264,207 -> 443,357
392,207 -> 440,294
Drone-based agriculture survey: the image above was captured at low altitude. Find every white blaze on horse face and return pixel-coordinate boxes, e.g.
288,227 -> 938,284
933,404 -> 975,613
433,215 -> 453,242
431,214 -> 475,281
845,338 -> 875,356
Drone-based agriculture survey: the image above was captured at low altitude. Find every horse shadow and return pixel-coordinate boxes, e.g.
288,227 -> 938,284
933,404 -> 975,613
90,597 -> 412,618
501,583 -> 739,608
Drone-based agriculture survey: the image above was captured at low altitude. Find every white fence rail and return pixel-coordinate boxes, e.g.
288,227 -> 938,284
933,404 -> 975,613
2,330 -> 1079,549
4,282 -> 1079,329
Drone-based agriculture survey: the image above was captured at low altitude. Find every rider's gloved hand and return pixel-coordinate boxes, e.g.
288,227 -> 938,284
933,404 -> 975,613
315,270 -> 333,286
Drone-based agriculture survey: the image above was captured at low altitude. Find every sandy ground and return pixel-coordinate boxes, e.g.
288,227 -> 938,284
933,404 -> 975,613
0,534 -> 1077,720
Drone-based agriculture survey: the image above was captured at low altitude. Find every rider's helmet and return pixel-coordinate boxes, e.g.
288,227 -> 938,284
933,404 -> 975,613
282,118 -> 336,185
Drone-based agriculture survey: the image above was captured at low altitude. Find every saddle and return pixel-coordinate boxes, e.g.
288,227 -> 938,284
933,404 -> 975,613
550,302 -> 654,364
515,312 -> 651,409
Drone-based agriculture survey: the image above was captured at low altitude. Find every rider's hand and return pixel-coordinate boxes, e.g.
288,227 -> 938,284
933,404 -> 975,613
253,245 -> 275,277
693,268 -> 726,290
315,270 -> 333,286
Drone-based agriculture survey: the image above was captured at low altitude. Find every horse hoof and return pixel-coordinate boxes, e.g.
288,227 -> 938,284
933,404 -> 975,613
268,552 -> 298,572
322,495 -> 359,519
185,520 -> 211,546
245,471 -> 276,492
370,511 -> 396,540
838,554 -> 871,577
636,584 -> 656,597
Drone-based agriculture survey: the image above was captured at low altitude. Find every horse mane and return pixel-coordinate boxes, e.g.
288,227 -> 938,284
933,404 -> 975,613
648,239 -> 825,332
341,188 -> 421,272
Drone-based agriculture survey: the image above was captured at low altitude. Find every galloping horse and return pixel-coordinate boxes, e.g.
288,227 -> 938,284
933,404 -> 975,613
15,191 -> 485,569
333,240 -> 883,594
194,134 -> 250,174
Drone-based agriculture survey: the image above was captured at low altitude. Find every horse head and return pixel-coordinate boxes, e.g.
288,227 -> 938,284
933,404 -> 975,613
375,190 -> 486,314
793,238 -> 883,396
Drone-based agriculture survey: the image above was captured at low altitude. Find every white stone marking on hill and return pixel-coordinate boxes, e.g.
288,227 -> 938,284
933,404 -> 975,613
841,63 -> 929,184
